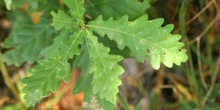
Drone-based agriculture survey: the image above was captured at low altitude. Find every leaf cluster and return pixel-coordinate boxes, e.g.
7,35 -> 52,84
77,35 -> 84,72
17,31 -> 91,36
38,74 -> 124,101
2,0 -> 188,109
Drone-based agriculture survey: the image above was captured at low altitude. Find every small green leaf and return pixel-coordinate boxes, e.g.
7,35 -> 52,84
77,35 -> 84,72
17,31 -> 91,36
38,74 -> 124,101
88,15 -> 188,69
85,0 -> 150,20
51,10 -> 78,30
62,0 -> 85,25
85,30 -> 124,104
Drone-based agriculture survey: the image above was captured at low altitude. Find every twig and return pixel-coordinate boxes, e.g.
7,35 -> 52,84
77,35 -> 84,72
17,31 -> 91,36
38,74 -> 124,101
190,0 -> 220,44
189,12 -> 220,44
117,92 -> 129,110
196,40 -> 207,89
0,52 -> 26,109
201,56 -> 220,106
186,0 -> 215,25
174,0 -> 216,33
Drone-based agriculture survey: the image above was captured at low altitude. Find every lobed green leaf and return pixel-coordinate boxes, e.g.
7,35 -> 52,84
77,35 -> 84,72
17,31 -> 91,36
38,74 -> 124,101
88,15 -> 188,69
3,0 -> 61,66
85,30 -> 124,104
22,59 -> 71,107
22,30 -> 83,106
62,0 -> 85,25
73,32 -> 114,110
73,45 -> 114,109
51,10 -> 78,31
3,11 -> 55,66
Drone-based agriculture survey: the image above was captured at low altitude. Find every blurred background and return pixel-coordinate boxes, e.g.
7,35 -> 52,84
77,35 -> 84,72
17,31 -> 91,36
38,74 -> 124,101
0,0 -> 220,110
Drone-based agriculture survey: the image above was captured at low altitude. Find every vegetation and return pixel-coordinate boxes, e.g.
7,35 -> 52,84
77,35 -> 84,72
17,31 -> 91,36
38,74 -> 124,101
0,0 -> 219,110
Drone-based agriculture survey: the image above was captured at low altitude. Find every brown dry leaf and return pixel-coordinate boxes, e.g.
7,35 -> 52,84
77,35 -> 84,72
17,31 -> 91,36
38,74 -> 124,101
60,92 -> 84,110
0,96 -> 9,107
22,3 -> 29,12
0,19 -> 11,29
30,11 -> 44,24
53,69 -> 84,110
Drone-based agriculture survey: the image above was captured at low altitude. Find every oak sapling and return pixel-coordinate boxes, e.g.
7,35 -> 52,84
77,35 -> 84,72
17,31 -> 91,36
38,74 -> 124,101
2,0 -> 188,109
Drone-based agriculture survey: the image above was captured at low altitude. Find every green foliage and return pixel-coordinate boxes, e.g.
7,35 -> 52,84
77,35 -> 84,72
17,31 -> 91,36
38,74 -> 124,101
50,10 -> 77,31
3,0 -> 52,9
2,0 -> 60,66
73,44 -> 115,109
88,15 -> 188,69
84,0 -> 150,20
2,0 -> 188,109
85,30 -> 124,103
3,11 -> 55,66
22,29 -> 83,106
3,0 -> 12,10
22,59 -> 71,106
